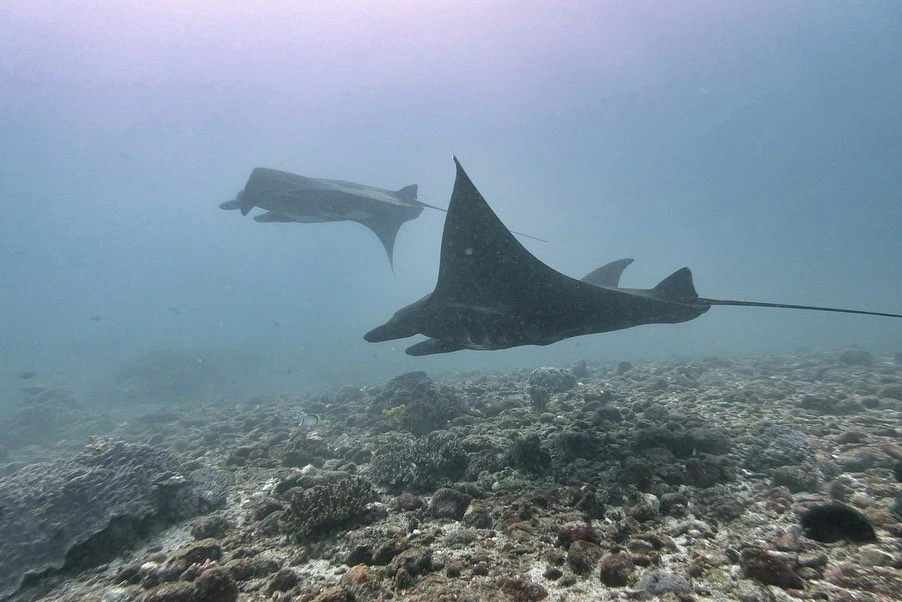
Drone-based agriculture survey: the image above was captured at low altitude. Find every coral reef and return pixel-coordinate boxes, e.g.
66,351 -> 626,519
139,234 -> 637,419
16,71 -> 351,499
9,350 -> 901,601
370,371 -> 468,434
0,386 -> 111,451
744,424 -> 811,471
526,366 -> 577,409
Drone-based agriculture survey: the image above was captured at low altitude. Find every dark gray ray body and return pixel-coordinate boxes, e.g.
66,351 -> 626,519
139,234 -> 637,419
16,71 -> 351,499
364,159 -> 710,355
221,167 -> 424,267
365,157 -> 901,356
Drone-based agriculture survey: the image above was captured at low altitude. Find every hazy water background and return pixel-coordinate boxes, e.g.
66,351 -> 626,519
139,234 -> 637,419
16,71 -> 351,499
2,1 -> 900,405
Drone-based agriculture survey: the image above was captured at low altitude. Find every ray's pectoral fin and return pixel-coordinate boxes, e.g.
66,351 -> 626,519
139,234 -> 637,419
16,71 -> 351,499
358,216 -> 408,268
405,338 -> 466,356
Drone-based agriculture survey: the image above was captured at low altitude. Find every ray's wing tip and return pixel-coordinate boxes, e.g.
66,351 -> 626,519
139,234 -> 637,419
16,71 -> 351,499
451,156 -> 475,187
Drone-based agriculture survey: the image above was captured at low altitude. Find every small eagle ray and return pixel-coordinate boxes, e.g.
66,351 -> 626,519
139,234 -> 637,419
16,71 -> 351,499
220,167 -> 545,269
365,157 -> 901,356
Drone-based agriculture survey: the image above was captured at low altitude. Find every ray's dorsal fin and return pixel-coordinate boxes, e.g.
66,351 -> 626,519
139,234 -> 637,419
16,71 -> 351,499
651,268 -> 701,303
581,258 -> 635,287
396,184 -> 418,203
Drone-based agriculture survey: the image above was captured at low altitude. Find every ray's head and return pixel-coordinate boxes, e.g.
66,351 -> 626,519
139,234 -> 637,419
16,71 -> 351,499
364,295 -> 431,343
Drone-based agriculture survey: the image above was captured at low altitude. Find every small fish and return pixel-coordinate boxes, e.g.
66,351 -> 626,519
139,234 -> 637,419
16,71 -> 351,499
168,306 -> 181,315
19,371 -> 37,380
273,321 -> 282,327
286,366 -> 292,375
300,413 -> 321,426
90,315 -> 102,322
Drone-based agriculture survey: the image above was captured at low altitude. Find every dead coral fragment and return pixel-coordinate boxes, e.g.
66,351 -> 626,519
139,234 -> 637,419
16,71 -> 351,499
280,474 -> 377,541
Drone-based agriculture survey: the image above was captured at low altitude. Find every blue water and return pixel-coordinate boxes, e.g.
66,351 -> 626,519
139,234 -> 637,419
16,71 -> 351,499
2,1 -> 900,403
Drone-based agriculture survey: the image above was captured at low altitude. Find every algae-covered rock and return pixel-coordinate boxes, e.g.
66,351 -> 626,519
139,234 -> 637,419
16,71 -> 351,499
370,371 -> 467,435
0,439 -> 231,599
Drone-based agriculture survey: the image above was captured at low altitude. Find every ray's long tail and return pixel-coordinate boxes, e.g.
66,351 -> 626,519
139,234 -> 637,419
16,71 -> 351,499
418,202 -> 548,243
699,297 -> 902,319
